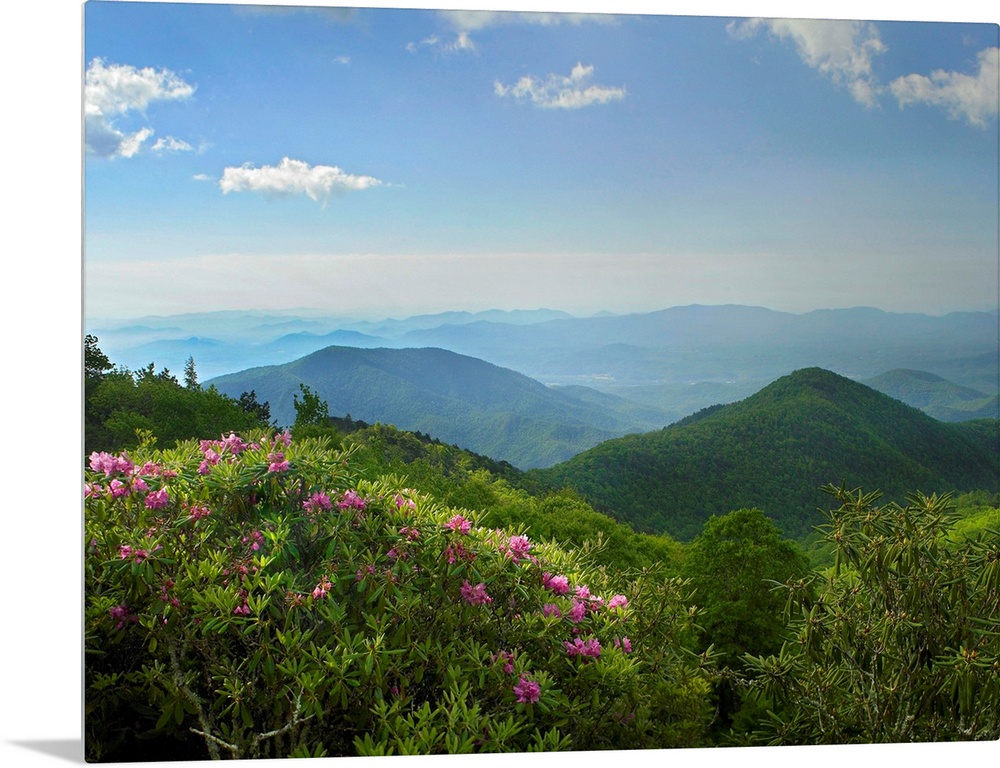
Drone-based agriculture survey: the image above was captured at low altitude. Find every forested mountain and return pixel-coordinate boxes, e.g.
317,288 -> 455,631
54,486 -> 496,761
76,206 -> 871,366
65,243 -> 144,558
205,346 -> 672,469
534,368 -> 1000,541
863,368 -> 1000,421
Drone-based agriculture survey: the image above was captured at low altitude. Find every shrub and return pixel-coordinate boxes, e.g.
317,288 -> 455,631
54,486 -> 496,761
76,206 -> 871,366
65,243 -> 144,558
84,429 -> 713,760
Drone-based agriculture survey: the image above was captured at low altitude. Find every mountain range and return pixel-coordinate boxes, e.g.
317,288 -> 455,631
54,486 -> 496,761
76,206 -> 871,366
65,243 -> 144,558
92,305 -> 999,427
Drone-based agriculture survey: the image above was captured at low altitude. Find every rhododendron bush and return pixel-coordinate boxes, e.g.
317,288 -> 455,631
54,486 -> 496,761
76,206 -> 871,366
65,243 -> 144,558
85,430 -> 713,760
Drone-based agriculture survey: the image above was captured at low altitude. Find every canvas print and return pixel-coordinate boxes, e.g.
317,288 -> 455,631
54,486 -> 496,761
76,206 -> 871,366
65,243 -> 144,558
83,0 -> 999,761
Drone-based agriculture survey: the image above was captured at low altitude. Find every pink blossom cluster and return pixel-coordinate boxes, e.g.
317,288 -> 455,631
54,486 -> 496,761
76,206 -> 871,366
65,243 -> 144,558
512,675 -> 541,704
197,432 -> 252,474
109,604 -> 138,630
394,494 -> 416,511
337,490 -> 367,511
240,530 -> 265,552
312,577 -> 332,600
564,637 -> 602,659
542,572 -> 570,595
398,526 -> 420,541
118,544 -> 149,563
145,488 -> 170,510
302,492 -> 332,514
493,650 -> 515,674
614,636 -> 633,654
504,534 -> 532,563
89,451 -> 134,476
267,451 -> 290,473
460,580 -> 492,606
542,603 -> 562,618
444,514 -> 471,535
444,541 -> 475,564
186,504 -> 211,521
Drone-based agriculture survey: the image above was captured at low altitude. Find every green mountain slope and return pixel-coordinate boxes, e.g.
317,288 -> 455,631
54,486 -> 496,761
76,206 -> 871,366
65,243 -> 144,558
205,346 -> 671,469
863,368 -> 999,421
533,368 -> 1000,541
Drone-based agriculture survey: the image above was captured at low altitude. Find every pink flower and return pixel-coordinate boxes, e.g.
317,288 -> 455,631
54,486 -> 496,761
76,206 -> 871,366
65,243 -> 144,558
444,514 -> 471,535
312,578 -> 332,599
542,603 -> 562,619
221,432 -> 247,454
575,585 -> 591,600
513,675 -> 541,704
542,573 -> 569,595
614,636 -> 633,654
188,504 -> 211,521
505,534 -> 532,563
84,482 -> 102,499
267,452 -> 289,472
303,492 -> 332,513
394,494 -> 416,510
276,430 -> 292,447
608,594 -> 628,610
338,490 -> 367,510
567,600 -> 587,624
564,637 -> 602,659
132,477 -> 149,493
493,650 -> 515,674
460,580 -> 492,606
109,479 -> 129,498
145,488 -> 169,510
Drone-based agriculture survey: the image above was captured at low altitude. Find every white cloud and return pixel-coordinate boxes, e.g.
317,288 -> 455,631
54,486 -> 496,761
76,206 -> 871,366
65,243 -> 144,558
889,47 -> 999,127
407,31 -> 476,54
494,63 -> 625,109
439,10 -> 612,32
151,136 -> 194,154
84,58 -> 196,158
218,157 -> 382,202
411,10 -> 614,55
729,18 -> 886,107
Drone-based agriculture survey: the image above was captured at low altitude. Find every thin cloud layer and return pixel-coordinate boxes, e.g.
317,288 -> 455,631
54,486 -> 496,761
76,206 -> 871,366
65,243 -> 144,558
84,58 -> 196,158
218,157 -> 382,202
411,10 -> 614,55
729,18 -> 886,107
890,47 -> 1000,127
494,63 -> 625,109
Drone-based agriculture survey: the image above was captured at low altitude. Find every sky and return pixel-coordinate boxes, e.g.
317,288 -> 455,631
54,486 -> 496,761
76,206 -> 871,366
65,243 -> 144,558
81,1 -> 999,320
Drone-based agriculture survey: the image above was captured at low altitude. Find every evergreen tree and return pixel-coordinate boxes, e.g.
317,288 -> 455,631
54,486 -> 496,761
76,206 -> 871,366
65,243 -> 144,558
183,356 -> 199,389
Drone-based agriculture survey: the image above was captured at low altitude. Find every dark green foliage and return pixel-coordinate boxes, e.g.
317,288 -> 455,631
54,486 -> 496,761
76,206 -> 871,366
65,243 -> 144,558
84,340 -> 272,454
238,389 -> 273,427
536,368 -> 999,541
680,509 -> 812,731
741,485 -> 1000,744
183,356 -> 199,389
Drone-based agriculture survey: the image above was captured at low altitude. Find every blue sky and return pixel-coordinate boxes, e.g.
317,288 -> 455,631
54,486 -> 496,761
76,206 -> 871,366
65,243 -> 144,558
82,1 -> 999,319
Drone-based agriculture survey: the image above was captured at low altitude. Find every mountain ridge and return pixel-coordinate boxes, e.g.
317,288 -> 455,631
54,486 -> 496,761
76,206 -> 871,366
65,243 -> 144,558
533,367 -> 999,541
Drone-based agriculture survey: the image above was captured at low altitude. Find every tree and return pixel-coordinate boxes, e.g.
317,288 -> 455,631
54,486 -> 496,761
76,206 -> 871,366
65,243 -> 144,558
293,383 -> 330,428
85,334 -> 113,381
238,389 -> 272,426
681,507 -> 811,730
183,356 -> 199,389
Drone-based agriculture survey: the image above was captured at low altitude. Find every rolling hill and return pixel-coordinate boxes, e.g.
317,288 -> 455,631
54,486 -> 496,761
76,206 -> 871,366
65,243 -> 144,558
533,368 -> 1000,541
204,346 -> 672,469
